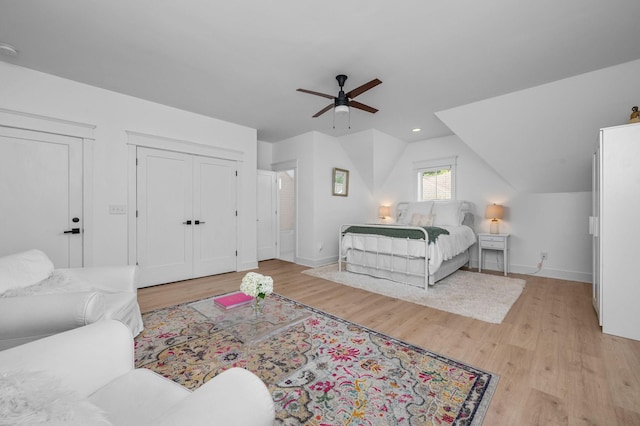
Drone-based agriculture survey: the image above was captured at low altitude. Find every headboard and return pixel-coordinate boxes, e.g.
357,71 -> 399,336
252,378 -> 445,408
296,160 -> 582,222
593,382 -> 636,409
395,200 -> 475,227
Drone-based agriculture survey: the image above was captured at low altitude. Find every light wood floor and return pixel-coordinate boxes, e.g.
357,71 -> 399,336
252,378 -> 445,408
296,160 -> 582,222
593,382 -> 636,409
137,260 -> 640,426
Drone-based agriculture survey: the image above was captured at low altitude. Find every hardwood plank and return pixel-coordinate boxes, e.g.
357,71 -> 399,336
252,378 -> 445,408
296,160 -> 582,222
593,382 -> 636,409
136,260 -> 640,424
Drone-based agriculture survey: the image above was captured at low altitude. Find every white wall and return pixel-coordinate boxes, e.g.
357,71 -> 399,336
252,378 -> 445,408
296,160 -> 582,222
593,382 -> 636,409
0,62 -> 258,270
266,129 -> 592,281
257,140 -> 272,169
379,135 -> 592,282
271,131 -> 371,266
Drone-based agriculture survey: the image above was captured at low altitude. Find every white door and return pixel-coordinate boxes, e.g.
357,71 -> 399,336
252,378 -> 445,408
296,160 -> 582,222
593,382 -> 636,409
193,156 -> 237,276
0,126 -> 83,268
137,148 -> 193,285
136,147 -> 237,286
257,170 -> 277,261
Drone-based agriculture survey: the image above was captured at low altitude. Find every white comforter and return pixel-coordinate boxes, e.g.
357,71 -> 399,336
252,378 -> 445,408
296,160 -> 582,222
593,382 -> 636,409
341,225 -> 476,272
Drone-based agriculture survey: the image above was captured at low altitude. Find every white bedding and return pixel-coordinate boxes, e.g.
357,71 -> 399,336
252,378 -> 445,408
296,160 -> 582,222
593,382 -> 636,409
341,224 -> 476,273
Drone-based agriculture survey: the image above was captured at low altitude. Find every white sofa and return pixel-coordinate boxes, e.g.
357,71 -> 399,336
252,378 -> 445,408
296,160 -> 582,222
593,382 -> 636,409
0,249 -> 144,350
0,320 -> 275,425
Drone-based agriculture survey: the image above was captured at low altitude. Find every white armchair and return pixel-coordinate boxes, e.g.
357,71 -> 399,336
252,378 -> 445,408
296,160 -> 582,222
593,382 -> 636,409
0,320 -> 275,425
0,250 -> 143,350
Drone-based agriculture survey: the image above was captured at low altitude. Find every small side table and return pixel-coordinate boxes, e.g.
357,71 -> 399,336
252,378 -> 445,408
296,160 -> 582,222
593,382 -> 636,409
478,233 -> 510,276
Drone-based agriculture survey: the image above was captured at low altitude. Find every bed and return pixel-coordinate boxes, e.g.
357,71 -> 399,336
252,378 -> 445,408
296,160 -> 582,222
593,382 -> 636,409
338,200 -> 476,290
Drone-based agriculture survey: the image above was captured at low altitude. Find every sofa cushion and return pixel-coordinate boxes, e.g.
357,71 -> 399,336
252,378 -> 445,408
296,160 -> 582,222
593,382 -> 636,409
0,370 -> 112,425
0,249 -> 54,295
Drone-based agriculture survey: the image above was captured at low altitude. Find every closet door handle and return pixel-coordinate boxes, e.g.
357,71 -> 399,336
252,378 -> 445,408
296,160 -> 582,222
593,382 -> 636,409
182,220 -> 192,225
194,220 -> 205,225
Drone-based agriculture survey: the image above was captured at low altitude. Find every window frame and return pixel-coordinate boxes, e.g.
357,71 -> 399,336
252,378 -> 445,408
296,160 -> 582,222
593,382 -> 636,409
414,156 -> 457,201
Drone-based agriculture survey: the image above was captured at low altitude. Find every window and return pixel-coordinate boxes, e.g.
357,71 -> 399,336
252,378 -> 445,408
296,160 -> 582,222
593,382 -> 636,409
414,156 -> 457,201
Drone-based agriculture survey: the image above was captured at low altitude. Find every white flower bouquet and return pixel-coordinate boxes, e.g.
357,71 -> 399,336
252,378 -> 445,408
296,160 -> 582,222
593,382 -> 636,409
240,272 -> 273,299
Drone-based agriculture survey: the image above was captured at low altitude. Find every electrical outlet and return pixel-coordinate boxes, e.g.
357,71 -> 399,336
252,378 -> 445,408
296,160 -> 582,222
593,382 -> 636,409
540,251 -> 548,260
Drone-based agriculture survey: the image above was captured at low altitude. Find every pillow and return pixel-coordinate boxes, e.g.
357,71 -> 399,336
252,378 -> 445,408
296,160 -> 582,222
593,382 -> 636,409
0,250 -> 54,295
418,214 -> 434,227
410,213 -> 434,227
401,201 -> 434,224
432,201 -> 463,227
0,370 -> 112,425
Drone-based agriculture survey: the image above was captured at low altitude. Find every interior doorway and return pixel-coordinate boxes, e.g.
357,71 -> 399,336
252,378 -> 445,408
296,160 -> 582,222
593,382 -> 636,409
277,169 -> 296,262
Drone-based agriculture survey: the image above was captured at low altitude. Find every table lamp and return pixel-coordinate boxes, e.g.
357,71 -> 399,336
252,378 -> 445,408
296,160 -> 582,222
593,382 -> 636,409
485,204 -> 504,234
378,205 -> 391,222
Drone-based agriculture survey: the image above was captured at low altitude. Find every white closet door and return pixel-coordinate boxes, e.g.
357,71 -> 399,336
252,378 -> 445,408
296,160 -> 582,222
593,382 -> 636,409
257,170 -> 277,261
0,127 -> 83,268
137,147 -> 193,286
193,156 -> 237,277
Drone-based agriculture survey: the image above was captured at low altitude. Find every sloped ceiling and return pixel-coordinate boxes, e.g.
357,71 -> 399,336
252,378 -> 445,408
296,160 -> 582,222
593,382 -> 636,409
1,1 -> 640,145
436,60 -> 640,193
1,1 -> 640,195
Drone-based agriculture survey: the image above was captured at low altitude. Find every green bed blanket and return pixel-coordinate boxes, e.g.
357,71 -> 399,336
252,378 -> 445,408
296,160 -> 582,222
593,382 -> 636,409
343,225 -> 449,244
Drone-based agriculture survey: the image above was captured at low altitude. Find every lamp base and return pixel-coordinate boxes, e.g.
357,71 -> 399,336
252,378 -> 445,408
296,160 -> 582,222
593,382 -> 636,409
490,220 -> 500,234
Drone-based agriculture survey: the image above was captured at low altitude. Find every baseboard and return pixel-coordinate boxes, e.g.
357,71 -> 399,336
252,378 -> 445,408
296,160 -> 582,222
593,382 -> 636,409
237,260 -> 258,271
294,255 -> 338,268
510,264 -> 591,283
476,258 -> 591,283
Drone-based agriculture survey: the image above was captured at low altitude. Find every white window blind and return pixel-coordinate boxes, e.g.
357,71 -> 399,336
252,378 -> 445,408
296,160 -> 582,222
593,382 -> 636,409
414,156 -> 457,201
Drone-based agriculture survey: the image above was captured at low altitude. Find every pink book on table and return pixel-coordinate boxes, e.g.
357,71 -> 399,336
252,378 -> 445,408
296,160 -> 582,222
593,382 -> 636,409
214,292 -> 254,309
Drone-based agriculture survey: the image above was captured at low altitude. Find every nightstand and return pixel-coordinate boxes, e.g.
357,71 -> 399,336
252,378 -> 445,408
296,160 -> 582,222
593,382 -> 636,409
478,233 -> 510,276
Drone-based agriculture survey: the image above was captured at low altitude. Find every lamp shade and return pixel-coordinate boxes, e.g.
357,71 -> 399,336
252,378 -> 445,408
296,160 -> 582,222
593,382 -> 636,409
485,204 -> 504,220
378,205 -> 391,218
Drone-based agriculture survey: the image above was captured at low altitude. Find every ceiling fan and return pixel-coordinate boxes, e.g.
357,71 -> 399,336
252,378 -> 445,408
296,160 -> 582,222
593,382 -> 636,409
297,75 -> 382,118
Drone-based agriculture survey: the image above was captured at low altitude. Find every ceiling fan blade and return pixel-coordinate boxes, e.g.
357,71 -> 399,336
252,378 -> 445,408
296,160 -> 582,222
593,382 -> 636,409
349,100 -> 378,114
346,78 -> 382,99
312,104 -> 334,117
297,88 -> 335,100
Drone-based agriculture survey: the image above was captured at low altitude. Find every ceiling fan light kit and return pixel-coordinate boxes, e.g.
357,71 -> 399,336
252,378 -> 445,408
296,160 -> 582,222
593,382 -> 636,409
297,74 -> 382,129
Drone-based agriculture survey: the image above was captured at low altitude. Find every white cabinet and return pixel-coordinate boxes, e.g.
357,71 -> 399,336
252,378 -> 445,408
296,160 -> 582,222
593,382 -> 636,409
591,123 -> 640,341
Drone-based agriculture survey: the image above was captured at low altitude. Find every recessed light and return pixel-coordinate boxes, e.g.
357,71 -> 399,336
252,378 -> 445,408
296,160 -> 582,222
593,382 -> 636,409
412,128 -> 421,132
0,43 -> 18,57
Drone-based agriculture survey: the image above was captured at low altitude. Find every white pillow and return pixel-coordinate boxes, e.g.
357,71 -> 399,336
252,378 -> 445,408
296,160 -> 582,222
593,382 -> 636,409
419,214 -> 434,227
401,201 -> 434,224
432,201 -> 463,226
410,213 -> 435,227
0,249 -> 55,295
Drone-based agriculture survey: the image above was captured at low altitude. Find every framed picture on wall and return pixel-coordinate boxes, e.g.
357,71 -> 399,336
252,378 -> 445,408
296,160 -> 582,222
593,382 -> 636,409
332,168 -> 349,196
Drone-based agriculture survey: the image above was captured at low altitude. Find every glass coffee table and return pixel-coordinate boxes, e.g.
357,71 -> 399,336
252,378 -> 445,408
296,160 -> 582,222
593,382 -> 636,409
189,293 -> 311,345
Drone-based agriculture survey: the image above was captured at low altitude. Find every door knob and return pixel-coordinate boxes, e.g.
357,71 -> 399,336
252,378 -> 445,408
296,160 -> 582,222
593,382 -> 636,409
63,228 -> 81,234
194,220 -> 206,225
182,220 -> 192,225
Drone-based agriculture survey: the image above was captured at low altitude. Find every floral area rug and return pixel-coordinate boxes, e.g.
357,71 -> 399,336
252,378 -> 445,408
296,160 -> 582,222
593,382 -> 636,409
135,293 -> 498,425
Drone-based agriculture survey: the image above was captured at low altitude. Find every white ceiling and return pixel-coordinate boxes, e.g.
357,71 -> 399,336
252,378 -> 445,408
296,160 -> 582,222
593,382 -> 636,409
1,1 -> 640,144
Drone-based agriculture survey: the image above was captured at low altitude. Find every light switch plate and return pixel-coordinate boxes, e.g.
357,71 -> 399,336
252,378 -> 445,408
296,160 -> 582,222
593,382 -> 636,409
109,205 -> 127,215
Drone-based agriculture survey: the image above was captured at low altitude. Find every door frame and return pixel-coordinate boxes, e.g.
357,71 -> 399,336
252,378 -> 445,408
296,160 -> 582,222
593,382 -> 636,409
257,169 -> 277,261
126,131 -> 244,269
272,159 -> 298,263
0,108 -> 96,266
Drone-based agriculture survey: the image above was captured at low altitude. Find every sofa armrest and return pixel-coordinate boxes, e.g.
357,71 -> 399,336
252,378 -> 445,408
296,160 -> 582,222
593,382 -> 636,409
0,291 -> 106,349
153,368 -> 275,426
0,320 -> 134,396
58,265 -> 138,293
